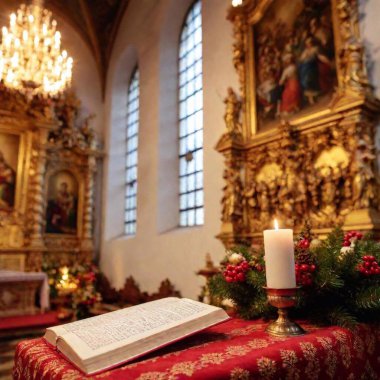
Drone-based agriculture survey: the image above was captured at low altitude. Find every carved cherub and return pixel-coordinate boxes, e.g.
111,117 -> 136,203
224,87 -> 242,136
352,138 -> 376,208
221,168 -> 243,223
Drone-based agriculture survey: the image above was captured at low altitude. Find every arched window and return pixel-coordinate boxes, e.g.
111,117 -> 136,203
125,68 -> 139,235
178,0 -> 203,227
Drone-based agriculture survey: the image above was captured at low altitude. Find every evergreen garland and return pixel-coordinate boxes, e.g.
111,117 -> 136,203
209,226 -> 380,327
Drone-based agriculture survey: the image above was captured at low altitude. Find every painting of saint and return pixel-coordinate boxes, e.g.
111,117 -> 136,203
0,134 -> 19,211
46,171 -> 78,234
254,0 -> 336,131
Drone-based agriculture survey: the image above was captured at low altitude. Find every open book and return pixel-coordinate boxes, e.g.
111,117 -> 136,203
44,297 -> 229,375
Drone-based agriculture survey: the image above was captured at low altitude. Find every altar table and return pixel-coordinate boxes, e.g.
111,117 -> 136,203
0,270 -> 49,317
13,318 -> 380,379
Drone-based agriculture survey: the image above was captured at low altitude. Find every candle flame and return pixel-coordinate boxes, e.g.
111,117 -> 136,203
274,219 -> 279,230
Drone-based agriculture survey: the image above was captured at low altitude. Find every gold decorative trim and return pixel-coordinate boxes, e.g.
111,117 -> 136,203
217,0 -> 380,246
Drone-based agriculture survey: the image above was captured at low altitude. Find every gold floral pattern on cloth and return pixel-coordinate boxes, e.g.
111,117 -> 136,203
300,342 -> 320,380
12,319 -> 380,380
170,361 -> 197,377
230,367 -> 250,380
332,330 -> 352,368
257,357 -> 277,379
200,353 -> 225,365
364,331 -> 376,355
229,324 -> 259,336
247,338 -> 270,349
280,349 -> 300,380
316,337 -> 337,379
353,335 -> 365,360
226,345 -> 251,356
135,372 -> 167,380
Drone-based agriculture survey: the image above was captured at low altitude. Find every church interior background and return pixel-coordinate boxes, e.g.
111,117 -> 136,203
1,0 -> 380,378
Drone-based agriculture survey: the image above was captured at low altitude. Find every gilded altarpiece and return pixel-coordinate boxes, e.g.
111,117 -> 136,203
0,87 -> 102,271
216,0 -> 380,247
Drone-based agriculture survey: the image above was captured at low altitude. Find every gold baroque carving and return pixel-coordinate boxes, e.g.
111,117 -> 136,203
0,87 -> 102,270
217,0 -> 380,246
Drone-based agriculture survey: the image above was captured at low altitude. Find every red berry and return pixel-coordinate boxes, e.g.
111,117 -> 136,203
357,233 -> 363,239
299,239 -> 310,249
364,270 -> 371,276
364,261 -> 371,268
310,264 -> 316,272
301,264 -> 309,272
368,256 -> 375,262
343,241 -> 351,247
375,268 -> 380,275
225,276 -> 233,283
256,264 -> 263,272
236,273 -> 245,282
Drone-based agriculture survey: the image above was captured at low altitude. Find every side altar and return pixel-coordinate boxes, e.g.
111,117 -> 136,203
216,0 -> 380,247
0,85 -> 102,272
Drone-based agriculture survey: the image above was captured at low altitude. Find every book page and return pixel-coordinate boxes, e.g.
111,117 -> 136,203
52,298 -> 225,360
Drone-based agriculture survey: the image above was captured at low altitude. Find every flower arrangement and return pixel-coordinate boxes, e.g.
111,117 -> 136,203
43,262 -> 102,319
209,226 -> 380,327
71,265 -> 102,319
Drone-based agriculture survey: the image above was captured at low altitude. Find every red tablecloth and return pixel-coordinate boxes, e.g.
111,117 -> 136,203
13,319 -> 380,379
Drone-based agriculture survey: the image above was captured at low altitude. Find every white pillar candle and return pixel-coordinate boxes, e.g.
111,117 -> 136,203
263,219 -> 296,289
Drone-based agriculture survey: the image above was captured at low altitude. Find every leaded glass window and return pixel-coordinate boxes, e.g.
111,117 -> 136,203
178,0 -> 203,227
125,69 -> 139,235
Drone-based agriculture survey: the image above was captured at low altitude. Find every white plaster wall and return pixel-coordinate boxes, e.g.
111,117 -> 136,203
101,0 -> 238,299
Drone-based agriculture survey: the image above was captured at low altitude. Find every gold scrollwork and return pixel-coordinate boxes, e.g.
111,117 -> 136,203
217,0 -> 380,247
0,87 -> 102,271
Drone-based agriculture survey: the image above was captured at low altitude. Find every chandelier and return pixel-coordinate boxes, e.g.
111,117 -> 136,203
0,0 -> 73,97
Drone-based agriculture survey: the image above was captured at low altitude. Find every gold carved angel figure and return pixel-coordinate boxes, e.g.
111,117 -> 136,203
243,181 -> 259,220
293,172 -> 308,221
352,138 -> 376,209
221,169 -> 243,223
321,167 -> 338,214
224,87 -> 242,136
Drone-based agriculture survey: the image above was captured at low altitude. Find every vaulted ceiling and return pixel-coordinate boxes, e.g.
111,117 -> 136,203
46,0 -> 130,88
0,0 -> 129,92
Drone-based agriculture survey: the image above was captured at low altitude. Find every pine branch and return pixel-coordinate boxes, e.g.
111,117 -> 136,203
246,270 -> 265,289
355,286 -> 380,309
326,306 -> 358,329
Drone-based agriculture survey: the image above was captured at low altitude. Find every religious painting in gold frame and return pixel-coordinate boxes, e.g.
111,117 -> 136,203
0,131 -> 26,213
252,0 -> 337,132
45,170 -> 80,235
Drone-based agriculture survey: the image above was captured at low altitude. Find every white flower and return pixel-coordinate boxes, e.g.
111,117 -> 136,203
339,246 -> 354,261
228,252 -> 244,264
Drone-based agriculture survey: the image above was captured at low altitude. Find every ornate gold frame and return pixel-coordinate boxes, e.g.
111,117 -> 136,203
227,0 -> 374,141
216,0 -> 380,247
0,127 -> 28,214
44,165 -> 85,239
0,88 -> 102,271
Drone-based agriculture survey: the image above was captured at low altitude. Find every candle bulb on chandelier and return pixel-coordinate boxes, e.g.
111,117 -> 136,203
232,0 -> 243,7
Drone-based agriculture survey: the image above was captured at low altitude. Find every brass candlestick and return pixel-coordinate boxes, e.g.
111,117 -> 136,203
264,287 -> 306,337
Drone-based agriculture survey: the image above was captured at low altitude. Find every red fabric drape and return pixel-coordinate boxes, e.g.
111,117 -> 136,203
13,318 -> 380,379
